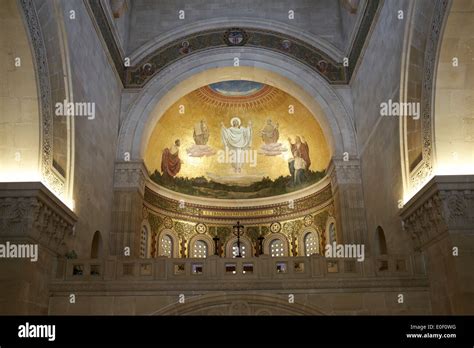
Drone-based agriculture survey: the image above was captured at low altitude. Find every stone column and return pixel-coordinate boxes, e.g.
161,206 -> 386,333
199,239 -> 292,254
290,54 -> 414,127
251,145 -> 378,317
110,161 -> 147,257
401,175 -> 474,314
327,158 -> 368,247
0,182 -> 77,314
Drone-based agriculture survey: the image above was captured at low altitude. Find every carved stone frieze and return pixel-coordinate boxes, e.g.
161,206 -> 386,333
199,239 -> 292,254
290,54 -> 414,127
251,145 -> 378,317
0,183 -> 77,254
401,176 -> 474,250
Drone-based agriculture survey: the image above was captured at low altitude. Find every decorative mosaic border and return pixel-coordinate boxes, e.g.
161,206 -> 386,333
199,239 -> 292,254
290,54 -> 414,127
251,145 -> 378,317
143,183 -> 333,223
87,0 -> 382,88
194,84 -> 286,110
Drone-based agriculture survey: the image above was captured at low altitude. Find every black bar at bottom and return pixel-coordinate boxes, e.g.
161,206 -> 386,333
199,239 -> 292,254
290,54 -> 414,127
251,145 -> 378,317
0,315 -> 472,346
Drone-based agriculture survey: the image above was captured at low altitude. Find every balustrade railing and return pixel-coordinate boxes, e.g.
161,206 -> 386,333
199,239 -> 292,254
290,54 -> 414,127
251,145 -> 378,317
54,254 -> 425,282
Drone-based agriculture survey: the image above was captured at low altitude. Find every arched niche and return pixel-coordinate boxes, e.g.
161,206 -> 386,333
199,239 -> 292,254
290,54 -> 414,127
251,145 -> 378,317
263,232 -> 289,257
225,236 -> 253,258
188,234 -> 215,258
157,228 -> 180,258
91,231 -> 103,259
375,226 -> 388,255
138,219 -> 152,258
325,217 -> 338,246
118,49 -> 357,163
298,226 -> 320,256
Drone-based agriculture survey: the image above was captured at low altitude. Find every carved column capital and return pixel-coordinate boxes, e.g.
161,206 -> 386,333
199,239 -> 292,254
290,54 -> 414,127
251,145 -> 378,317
113,161 -> 148,195
327,158 -> 362,192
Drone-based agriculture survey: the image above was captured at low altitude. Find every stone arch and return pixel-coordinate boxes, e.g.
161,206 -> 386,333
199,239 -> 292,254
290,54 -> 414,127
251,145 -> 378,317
263,232 -> 289,257
298,226 -> 320,256
188,234 -> 215,258
325,217 -> 337,245
138,219 -> 152,258
90,231 -> 103,259
151,292 -> 326,315
17,0 -> 75,206
118,48 -> 357,163
157,228 -> 179,258
399,0 -> 453,201
225,236 -> 253,258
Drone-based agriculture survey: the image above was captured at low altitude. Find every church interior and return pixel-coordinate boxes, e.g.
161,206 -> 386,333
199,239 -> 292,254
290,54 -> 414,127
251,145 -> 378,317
0,0 -> 473,317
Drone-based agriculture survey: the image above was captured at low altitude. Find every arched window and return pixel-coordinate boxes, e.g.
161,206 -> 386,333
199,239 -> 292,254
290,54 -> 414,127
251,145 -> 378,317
376,226 -> 388,255
140,226 -> 148,258
225,237 -> 252,258
304,232 -> 318,256
91,231 -> 103,259
270,239 -> 284,257
328,223 -> 337,244
232,241 -> 247,258
161,234 -> 173,257
193,240 -> 208,258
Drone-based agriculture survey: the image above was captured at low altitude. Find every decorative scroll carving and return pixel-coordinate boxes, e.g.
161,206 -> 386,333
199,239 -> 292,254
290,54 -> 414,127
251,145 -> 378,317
444,192 -> 467,222
148,214 -> 163,233
0,193 -> 75,254
402,180 -> 474,250
403,193 -> 445,249
19,0 -> 65,196
409,0 -> 449,193
282,220 -> 303,237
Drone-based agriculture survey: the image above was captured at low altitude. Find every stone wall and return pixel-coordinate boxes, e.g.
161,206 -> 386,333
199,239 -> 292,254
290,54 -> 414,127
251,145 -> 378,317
338,0 -> 361,52
434,0 -> 474,175
350,0 -> 411,254
48,289 -> 431,315
58,0 -> 122,257
0,0 -> 40,181
107,0 -> 131,54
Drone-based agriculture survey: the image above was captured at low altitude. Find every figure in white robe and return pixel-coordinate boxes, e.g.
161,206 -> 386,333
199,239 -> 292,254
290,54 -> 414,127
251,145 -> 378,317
221,117 -> 252,173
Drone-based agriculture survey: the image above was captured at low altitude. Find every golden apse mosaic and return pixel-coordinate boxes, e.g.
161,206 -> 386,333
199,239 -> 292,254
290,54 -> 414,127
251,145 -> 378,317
145,80 -> 330,199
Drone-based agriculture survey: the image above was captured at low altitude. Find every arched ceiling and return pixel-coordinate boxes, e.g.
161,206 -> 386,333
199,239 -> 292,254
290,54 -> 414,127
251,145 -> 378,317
87,0 -> 382,87
119,63 -> 357,165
